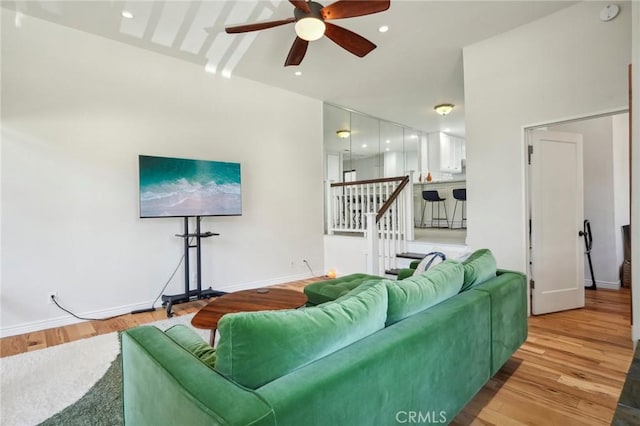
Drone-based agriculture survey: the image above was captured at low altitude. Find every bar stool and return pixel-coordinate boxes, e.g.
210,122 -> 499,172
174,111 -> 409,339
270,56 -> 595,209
420,190 -> 449,228
450,188 -> 466,229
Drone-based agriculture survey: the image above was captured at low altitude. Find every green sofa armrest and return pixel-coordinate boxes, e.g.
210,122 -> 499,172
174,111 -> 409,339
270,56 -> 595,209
470,271 -> 527,375
303,273 -> 383,305
122,326 -> 275,426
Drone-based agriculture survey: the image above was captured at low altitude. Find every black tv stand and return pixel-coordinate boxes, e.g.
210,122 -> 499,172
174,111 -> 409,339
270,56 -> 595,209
161,216 -> 227,317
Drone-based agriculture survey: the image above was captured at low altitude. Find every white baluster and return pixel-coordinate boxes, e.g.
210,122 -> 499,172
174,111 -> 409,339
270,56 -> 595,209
365,212 -> 379,275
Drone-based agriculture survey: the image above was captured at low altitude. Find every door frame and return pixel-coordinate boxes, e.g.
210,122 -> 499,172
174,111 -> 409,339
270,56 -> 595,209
522,107 -> 629,315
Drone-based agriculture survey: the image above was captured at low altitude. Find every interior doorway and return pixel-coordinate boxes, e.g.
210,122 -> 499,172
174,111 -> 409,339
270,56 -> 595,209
526,110 -> 630,315
528,129 -> 585,315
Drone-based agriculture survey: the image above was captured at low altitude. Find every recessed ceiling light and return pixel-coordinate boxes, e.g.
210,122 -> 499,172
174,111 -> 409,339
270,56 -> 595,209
294,71 -> 302,76
385,147 -> 390,152
378,25 -> 389,33
385,140 -> 390,144
121,10 -> 134,19
444,128 -> 451,132
362,144 -> 367,148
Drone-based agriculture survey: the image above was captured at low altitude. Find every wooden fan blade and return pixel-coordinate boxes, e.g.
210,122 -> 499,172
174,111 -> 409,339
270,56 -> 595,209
321,0 -> 390,20
289,0 -> 311,13
324,22 -> 376,57
225,18 -> 295,34
285,37 -> 309,66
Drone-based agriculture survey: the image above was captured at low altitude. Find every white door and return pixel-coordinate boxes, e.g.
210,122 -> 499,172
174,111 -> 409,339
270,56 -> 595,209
529,130 -> 584,315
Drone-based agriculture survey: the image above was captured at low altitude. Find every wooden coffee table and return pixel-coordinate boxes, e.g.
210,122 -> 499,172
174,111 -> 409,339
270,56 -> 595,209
191,288 -> 308,346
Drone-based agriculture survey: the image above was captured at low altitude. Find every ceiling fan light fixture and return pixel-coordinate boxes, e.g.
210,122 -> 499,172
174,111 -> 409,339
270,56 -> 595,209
295,17 -> 326,41
336,129 -> 351,139
434,104 -> 454,116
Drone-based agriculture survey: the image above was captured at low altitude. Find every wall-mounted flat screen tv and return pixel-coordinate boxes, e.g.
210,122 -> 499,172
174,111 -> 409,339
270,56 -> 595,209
139,155 -> 242,218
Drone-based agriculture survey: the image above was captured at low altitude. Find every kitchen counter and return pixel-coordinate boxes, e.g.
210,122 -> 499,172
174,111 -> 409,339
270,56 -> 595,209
414,179 -> 466,185
414,180 -> 466,227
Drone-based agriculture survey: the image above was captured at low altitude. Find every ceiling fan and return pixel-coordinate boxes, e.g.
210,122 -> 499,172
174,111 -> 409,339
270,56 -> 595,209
225,0 -> 391,66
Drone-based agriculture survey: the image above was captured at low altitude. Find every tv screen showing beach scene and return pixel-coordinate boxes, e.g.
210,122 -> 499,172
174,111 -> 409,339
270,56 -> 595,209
139,155 -> 242,218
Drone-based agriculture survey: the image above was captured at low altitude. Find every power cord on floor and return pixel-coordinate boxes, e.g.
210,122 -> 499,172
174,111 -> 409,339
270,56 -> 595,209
303,259 -> 315,277
50,295 -> 121,322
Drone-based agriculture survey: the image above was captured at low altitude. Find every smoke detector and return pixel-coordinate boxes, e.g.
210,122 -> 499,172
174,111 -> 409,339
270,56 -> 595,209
600,4 -> 620,22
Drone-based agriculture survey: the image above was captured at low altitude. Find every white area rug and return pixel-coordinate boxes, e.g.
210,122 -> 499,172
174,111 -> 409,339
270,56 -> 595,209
0,313 -> 206,426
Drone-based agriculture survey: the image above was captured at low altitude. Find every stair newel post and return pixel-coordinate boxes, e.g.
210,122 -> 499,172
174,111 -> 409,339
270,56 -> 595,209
326,180 -> 335,235
365,212 -> 380,275
404,171 -> 414,243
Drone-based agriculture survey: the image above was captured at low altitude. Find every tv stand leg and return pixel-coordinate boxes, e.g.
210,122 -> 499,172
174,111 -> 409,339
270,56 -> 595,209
201,287 -> 227,299
165,301 -> 174,318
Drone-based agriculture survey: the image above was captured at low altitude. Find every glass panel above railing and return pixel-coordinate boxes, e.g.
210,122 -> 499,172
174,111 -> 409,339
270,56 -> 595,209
323,104 -> 422,185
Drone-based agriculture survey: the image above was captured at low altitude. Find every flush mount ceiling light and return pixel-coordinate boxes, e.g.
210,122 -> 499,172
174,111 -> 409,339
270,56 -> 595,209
121,10 -> 134,19
434,104 -> 454,116
336,129 -> 351,139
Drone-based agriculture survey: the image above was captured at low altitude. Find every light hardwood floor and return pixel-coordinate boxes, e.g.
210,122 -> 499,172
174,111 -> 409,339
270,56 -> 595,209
0,280 -> 633,425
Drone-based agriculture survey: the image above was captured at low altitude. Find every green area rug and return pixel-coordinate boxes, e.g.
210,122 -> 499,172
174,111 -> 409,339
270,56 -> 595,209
39,354 -> 123,426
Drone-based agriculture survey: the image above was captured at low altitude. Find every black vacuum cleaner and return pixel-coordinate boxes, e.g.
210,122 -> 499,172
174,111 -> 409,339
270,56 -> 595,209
579,219 -> 597,290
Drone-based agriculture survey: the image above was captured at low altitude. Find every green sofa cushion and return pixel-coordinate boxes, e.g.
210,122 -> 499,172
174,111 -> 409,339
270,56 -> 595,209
165,324 -> 217,368
385,260 -> 464,326
303,273 -> 383,305
215,279 -> 388,389
461,249 -> 497,291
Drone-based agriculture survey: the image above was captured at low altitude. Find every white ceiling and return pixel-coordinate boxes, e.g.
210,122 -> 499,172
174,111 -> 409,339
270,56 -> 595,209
2,0 -> 576,136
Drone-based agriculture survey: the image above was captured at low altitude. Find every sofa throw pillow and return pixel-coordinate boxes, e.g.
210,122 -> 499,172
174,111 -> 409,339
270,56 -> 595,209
165,324 -> 217,368
460,248 -> 497,292
385,260 -> 464,326
214,279 -> 387,389
412,251 -> 446,275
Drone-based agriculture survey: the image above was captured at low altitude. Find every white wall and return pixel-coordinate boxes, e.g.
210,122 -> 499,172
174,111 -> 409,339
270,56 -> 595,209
323,235 -> 368,277
611,114 -> 630,272
463,1 -> 631,272
349,155 -> 382,180
631,0 -> 640,341
552,114 -> 629,288
1,12 -> 324,336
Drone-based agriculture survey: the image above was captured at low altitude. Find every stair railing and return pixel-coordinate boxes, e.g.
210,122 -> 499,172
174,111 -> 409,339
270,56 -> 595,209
326,173 -> 414,275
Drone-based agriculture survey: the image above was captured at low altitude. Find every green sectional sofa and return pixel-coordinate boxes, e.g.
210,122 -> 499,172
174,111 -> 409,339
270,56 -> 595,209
121,250 -> 527,425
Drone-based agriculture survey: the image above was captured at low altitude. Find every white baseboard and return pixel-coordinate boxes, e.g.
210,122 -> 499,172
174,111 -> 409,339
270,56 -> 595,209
0,301 -> 156,338
584,279 -> 621,290
211,272 -> 316,293
0,272 -> 315,338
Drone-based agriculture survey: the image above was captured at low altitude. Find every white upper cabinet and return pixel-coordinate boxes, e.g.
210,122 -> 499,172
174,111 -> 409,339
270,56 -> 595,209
428,132 -> 465,173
